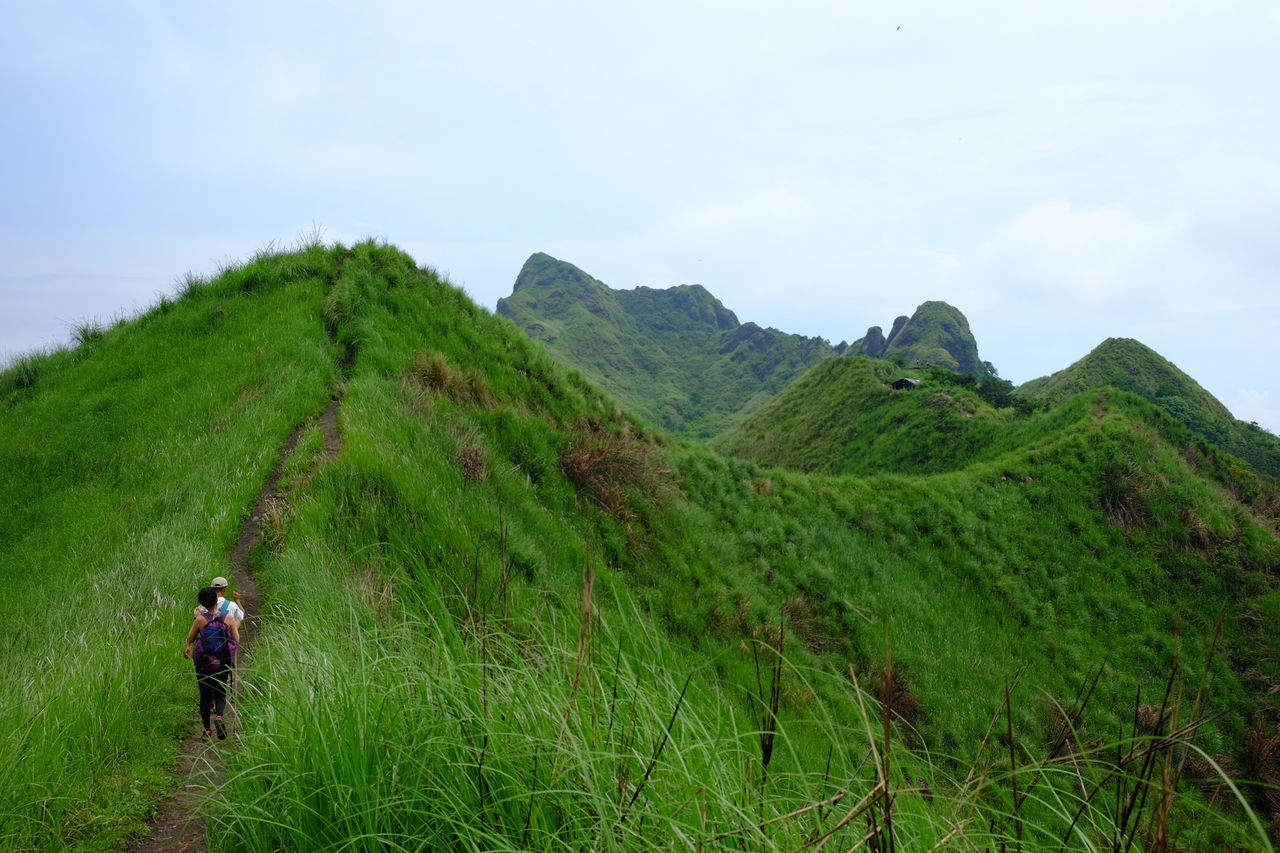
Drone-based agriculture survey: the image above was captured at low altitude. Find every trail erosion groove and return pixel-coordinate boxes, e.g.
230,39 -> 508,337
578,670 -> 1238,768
130,260 -> 353,851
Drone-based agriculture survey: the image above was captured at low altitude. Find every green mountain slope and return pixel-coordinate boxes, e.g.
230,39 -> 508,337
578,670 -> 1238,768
1019,337 -> 1280,476
497,254 -> 993,441
496,253 -> 834,438
4,243 -> 1280,851
711,357 -> 1011,474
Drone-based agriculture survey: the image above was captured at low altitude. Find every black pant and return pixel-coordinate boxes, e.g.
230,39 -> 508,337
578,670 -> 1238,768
198,668 -> 232,730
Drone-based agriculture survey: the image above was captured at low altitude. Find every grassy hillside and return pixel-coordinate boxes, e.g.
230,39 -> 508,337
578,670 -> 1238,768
0,243 -> 342,849
712,358 -> 1034,476
496,252 -> 832,439
1019,337 -> 1280,476
3,243 -> 1280,851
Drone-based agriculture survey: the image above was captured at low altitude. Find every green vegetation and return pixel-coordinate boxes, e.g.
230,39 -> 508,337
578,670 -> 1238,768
496,254 -> 992,444
496,252 -> 831,439
0,243 -> 340,850
844,300 -> 985,376
711,359 -> 1043,475
3,243 -> 1280,850
1018,337 -> 1280,476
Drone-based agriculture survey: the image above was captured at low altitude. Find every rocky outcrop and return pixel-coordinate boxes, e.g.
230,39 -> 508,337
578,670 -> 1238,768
846,326 -> 888,358
885,315 -> 910,348
844,302 -> 984,376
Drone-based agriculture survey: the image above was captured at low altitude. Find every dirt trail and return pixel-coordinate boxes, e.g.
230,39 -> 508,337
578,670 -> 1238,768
130,260 -> 351,852
129,402 -> 344,852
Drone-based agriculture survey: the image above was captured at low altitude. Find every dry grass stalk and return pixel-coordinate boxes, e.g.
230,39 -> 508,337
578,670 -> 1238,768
1243,723 -> 1280,818
782,596 -> 831,654
570,559 -> 596,698
807,780 -> 887,851
751,618 -> 784,788
710,790 -> 848,841
1179,508 -> 1219,555
1136,704 -> 1163,732
261,496 -> 293,551
869,662 -> 921,729
359,566 -> 395,622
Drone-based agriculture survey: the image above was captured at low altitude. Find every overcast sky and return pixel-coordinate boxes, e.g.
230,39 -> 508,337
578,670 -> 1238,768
3,1 -> 1277,432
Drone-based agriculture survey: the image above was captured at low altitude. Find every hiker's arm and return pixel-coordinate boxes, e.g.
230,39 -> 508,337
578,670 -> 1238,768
230,620 -> 241,665
182,617 -> 206,658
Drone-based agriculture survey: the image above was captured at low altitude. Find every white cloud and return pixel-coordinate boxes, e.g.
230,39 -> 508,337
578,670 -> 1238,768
971,201 -> 1189,306
1233,390 -> 1280,435
663,185 -> 828,245
3,0 -> 1279,436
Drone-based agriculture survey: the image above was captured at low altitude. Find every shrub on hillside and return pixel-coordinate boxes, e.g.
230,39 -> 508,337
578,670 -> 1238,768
559,419 -> 670,520
1098,453 -> 1152,529
71,320 -> 106,348
867,661 -> 922,729
1242,722 -> 1280,830
409,350 -> 495,408
1,352 -> 44,395
456,443 -> 487,483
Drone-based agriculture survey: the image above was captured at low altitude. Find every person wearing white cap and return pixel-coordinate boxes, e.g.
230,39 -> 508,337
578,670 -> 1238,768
195,576 -> 247,625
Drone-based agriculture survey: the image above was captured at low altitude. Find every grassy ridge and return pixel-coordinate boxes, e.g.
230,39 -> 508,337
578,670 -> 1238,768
2,243 -> 1278,849
222,246 -> 1276,848
0,244 -> 340,850
711,357 -> 1015,475
1018,337 -> 1280,477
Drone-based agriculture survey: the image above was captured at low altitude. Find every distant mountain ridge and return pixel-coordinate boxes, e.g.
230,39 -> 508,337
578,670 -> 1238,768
497,253 -> 831,438
498,253 -> 987,439
498,254 -> 1279,483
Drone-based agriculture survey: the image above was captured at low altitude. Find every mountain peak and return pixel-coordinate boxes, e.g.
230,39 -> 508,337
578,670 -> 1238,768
846,301 -> 983,375
1018,336 -> 1280,474
496,255 -> 831,437
509,252 -> 597,295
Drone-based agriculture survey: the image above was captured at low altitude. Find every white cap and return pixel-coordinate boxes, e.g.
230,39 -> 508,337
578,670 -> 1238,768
210,576 -> 229,588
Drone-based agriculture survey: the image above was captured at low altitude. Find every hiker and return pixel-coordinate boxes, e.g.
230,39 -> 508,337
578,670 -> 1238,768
195,575 -> 246,627
183,586 -> 239,739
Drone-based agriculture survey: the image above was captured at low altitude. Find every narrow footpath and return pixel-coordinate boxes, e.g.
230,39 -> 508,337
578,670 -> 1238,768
130,258 -> 352,852
128,399 -> 345,852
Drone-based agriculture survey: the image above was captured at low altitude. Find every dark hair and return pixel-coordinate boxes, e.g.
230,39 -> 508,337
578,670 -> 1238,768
198,586 -> 219,611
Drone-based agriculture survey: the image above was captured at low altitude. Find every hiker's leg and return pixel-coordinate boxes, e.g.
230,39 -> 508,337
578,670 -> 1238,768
198,674 -> 214,730
211,670 -> 229,719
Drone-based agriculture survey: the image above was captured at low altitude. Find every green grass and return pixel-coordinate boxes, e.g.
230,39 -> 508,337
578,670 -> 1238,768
1018,337 -> 1280,477
711,357 -> 1018,475
0,243 -> 340,850
223,244 -> 1276,849
2,241 -> 1277,850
